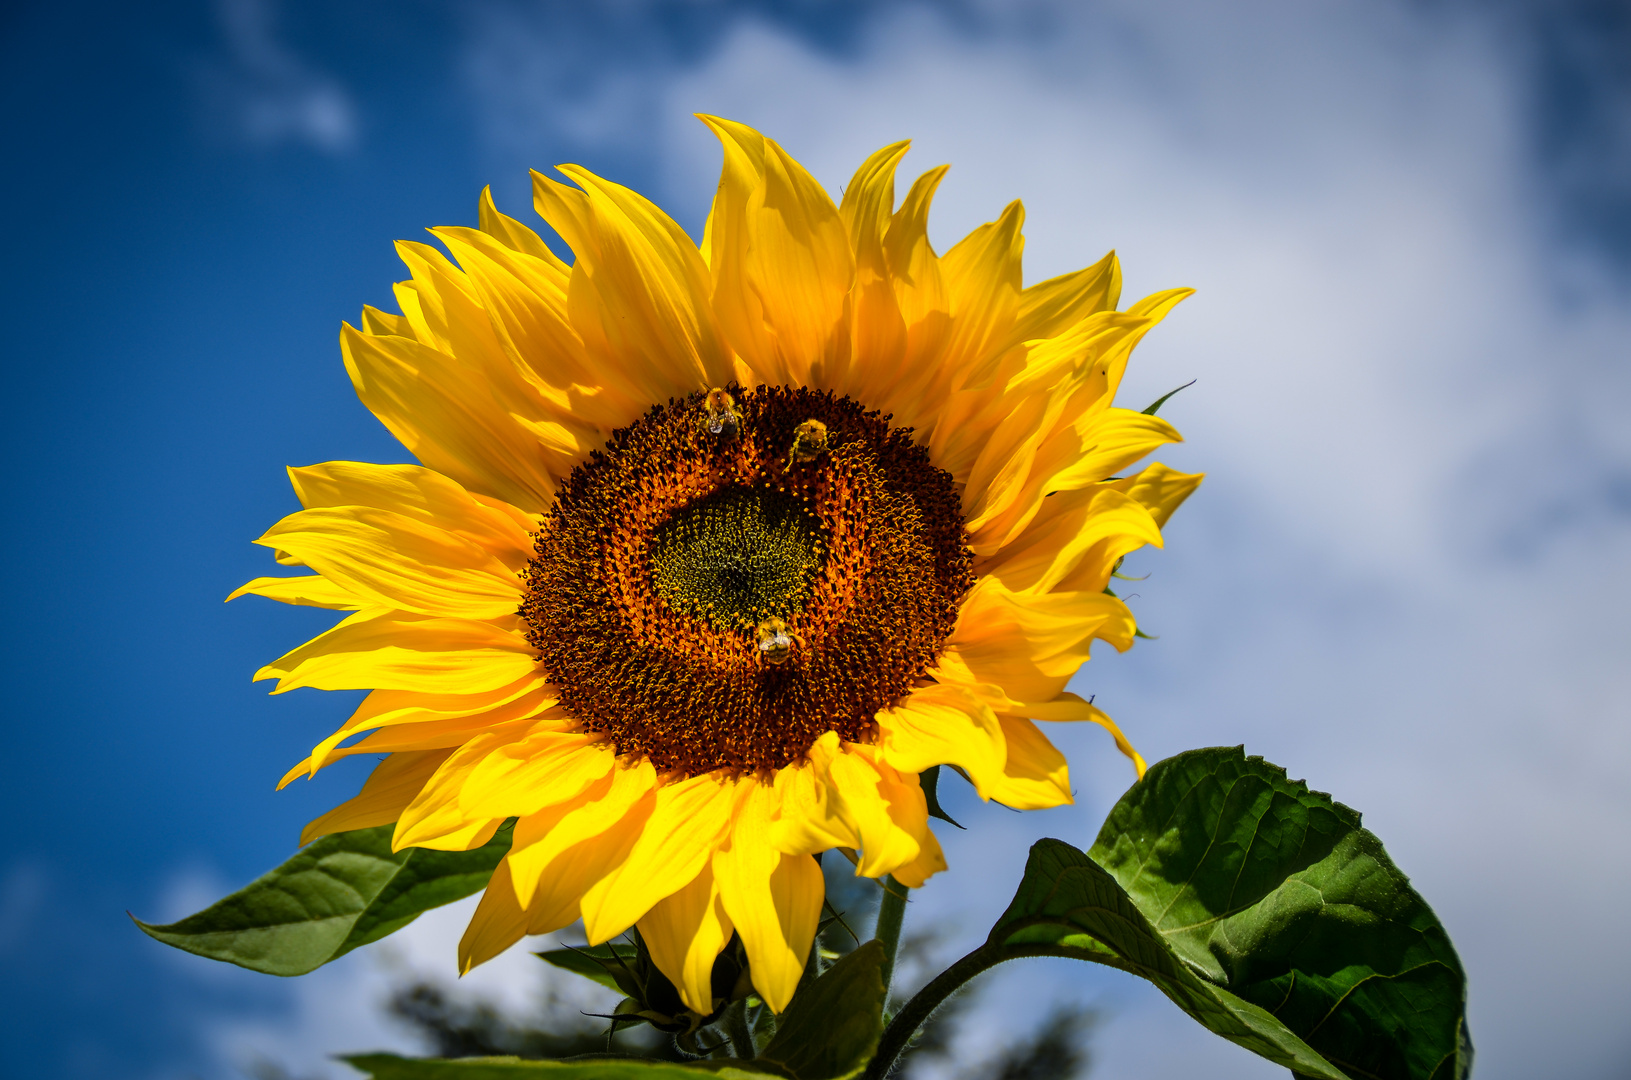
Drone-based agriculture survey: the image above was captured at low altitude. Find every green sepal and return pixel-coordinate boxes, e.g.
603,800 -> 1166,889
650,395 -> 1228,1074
1140,379 -> 1195,416
538,944 -> 643,997
1089,746 -> 1471,1080
918,766 -> 964,829
132,821 -> 511,976
756,941 -> 887,1080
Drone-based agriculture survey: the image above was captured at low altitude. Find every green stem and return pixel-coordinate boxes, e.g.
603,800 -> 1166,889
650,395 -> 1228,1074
864,943 -> 1116,1080
864,943 -> 1001,1080
872,875 -> 909,1000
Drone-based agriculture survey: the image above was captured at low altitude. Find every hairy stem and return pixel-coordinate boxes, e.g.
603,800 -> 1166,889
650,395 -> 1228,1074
873,875 -> 909,1001
864,943 -> 1003,1080
723,998 -> 757,1060
864,944 -> 1116,1080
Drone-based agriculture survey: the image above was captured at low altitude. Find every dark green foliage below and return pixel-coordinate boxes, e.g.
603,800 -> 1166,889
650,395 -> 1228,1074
132,822 -> 512,976
754,942 -> 886,1080
344,1056 -> 770,1080
135,748 -> 1471,1080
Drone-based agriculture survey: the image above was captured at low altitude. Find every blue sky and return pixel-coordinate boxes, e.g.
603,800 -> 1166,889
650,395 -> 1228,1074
2,2 -> 1629,1078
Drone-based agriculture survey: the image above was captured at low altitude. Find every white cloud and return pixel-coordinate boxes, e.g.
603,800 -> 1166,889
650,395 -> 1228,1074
196,0 -> 358,154
194,3 -> 1631,1078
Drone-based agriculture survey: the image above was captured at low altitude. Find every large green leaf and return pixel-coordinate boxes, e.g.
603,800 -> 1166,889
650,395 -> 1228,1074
757,942 -> 886,1080
133,822 -> 511,975
991,839 -> 1351,1079
1087,747 -> 1470,1080
343,1056 -> 768,1080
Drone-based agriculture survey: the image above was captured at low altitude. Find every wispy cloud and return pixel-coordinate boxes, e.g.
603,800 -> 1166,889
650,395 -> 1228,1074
196,0 -> 358,154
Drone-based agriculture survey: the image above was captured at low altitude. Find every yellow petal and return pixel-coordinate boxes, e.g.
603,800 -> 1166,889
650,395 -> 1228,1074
927,201 -> 1024,411
533,164 -> 734,398
985,716 -> 1072,810
579,772 -> 739,944
768,732 -> 861,856
713,782 -> 824,1013
1012,251 -> 1121,343
978,487 -> 1163,594
360,303 -> 412,338
254,610 -> 537,696
697,117 -> 855,389
825,747 -> 926,878
227,575 -> 362,610
957,290 -> 1192,551
297,748 -> 453,845
1102,462 -> 1205,529
478,185 -> 567,271
392,715 -> 563,849
1021,692 -> 1146,777
303,675 -> 557,774
872,165 -> 952,433
433,225 -> 646,436
837,140 -> 911,408
888,823 -> 947,889
256,507 -> 523,620
341,323 -> 557,513
875,681 -> 1009,801
458,730 -> 613,820
638,861 -> 735,1014
285,461 -> 535,566
940,576 -> 1136,704
505,757 -> 658,911
459,858 -> 530,974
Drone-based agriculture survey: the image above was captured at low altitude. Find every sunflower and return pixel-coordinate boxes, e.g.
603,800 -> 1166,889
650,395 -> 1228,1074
234,116 -> 1201,1016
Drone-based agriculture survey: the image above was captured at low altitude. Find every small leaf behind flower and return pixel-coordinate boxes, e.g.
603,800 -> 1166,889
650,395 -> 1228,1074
757,941 -> 887,1080
918,766 -> 964,829
133,822 -> 511,976
1140,379 -> 1195,416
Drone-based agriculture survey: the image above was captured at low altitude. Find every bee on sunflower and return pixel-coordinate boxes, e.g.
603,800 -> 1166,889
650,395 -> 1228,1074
231,116 -> 1200,1019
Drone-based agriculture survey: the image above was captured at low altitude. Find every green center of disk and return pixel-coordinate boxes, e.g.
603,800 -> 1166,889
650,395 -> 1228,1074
649,485 -> 826,629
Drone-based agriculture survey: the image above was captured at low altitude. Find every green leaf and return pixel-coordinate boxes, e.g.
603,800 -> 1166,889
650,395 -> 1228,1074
991,838 -> 1350,1079
538,944 -> 643,997
918,766 -> 964,829
1088,747 -> 1470,1080
758,941 -> 887,1080
1140,379 -> 1195,416
133,822 -> 511,976
342,1055 -> 770,1080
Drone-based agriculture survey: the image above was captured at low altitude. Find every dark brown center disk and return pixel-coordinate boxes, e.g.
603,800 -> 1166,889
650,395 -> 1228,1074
521,385 -> 972,775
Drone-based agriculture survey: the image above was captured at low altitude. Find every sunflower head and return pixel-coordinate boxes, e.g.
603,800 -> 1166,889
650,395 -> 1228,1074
239,115 -> 1202,1018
